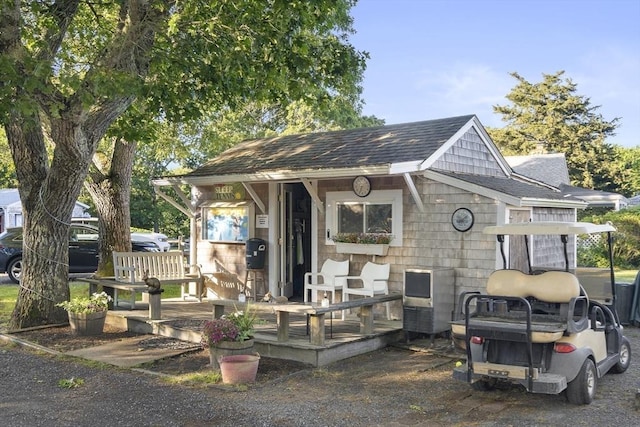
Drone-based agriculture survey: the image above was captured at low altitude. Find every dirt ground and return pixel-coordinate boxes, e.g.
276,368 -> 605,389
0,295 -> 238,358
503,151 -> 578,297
4,322 -> 640,426
9,323 -> 314,383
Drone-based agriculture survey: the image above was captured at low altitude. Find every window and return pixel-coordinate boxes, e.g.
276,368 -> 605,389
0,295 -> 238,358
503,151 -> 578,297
200,201 -> 254,243
326,190 -> 403,246
337,203 -> 392,233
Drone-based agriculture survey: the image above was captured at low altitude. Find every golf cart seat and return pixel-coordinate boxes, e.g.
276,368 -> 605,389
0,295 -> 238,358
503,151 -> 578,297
485,269 -> 589,334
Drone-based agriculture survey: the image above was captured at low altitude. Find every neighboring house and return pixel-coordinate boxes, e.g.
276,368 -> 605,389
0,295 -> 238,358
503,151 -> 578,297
506,153 -> 629,210
557,184 -> 628,211
0,188 -> 90,233
154,115 -> 585,317
506,153 -> 570,188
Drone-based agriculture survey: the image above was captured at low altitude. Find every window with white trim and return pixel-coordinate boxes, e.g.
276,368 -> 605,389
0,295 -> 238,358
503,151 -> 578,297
325,190 -> 403,246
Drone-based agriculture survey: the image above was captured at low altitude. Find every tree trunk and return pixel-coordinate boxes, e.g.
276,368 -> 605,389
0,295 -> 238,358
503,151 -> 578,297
85,138 -> 137,277
6,116 -> 91,329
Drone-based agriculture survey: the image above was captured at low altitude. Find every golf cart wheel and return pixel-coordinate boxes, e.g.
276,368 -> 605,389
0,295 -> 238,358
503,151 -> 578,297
471,378 -> 497,391
7,257 -> 22,284
610,337 -> 631,374
566,358 -> 596,405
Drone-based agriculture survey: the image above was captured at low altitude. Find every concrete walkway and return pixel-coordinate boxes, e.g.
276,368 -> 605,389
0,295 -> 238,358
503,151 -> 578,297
64,335 -> 201,368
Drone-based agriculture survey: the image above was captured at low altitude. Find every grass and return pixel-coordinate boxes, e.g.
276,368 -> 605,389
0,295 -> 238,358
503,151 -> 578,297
0,281 -> 182,329
616,269 -> 638,283
162,371 -> 221,386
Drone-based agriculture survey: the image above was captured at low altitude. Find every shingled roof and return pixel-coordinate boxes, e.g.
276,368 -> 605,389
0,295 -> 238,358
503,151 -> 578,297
435,171 -> 574,202
185,115 -> 475,178
505,154 -> 570,187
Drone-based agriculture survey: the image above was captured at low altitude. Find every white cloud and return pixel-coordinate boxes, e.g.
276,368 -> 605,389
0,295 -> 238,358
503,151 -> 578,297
411,64 -> 514,127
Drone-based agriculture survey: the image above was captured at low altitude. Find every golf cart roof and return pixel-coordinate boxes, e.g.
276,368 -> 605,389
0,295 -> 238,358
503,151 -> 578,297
483,221 -> 616,236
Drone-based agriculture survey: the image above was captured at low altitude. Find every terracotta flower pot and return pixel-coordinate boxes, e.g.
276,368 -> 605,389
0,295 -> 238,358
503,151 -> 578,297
218,353 -> 260,384
68,311 -> 107,336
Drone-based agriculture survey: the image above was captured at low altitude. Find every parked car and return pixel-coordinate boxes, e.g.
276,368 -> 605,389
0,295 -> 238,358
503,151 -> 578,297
131,231 -> 171,252
0,224 -> 160,283
71,218 -> 171,252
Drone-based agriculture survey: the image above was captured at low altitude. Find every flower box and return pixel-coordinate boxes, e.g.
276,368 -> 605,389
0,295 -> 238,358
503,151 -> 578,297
335,242 -> 389,256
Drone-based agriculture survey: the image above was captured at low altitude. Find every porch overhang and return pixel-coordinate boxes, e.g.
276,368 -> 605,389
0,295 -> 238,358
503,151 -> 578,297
154,165 -> 392,186
152,162 -> 428,213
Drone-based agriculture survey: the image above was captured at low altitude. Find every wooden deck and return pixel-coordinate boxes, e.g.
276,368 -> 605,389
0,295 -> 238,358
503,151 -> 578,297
104,297 -> 405,367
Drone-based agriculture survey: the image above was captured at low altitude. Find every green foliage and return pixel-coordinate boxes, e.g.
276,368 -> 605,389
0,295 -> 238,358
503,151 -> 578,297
613,145 -> 640,197
487,71 -> 621,192
0,130 -> 17,187
578,207 -> 640,269
331,233 -> 393,244
163,371 -> 221,386
223,304 -> 258,341
56,292 -> 112,314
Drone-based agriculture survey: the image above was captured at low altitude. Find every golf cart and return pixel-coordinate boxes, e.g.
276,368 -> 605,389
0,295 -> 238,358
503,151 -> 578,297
451,222 -> 631,404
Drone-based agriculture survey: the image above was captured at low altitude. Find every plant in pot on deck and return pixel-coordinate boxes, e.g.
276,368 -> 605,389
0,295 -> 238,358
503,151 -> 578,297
201,304 -> 260,380
56,291 -> 112,336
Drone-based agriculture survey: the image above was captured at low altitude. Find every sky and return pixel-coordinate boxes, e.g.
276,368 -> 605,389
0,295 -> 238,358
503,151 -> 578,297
350,0 -> 640,148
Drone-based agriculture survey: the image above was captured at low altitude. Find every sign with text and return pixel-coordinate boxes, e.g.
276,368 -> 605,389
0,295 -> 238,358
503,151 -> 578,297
213,183 -> 245,200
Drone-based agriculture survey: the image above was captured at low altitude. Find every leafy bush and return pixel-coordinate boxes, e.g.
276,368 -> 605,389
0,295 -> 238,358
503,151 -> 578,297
578,206 -> 640,269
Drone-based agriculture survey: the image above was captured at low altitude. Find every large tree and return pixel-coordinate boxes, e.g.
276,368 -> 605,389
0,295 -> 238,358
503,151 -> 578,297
487,71 -> 620,191
88,3 -> 371,278
0,0 -> 368,329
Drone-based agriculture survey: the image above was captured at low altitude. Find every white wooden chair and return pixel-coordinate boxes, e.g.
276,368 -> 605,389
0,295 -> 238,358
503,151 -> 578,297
342,262 -> 391,320
303,259 -> 349,304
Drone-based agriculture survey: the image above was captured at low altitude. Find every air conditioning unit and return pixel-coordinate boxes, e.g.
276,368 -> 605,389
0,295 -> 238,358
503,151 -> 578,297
403,268 -> 455,335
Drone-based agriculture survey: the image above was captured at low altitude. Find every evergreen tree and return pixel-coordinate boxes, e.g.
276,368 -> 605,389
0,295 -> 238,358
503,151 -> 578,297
488,71 -> 620,191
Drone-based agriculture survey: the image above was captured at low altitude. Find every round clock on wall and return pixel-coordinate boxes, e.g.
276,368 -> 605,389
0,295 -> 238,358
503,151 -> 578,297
452,207 -> 474,232
352,175 -> 371,197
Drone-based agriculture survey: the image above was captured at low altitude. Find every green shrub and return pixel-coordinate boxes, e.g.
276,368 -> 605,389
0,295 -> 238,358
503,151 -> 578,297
578,206 -> 640,268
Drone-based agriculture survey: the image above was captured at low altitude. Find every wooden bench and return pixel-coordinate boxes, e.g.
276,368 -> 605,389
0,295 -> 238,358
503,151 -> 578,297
211,292 -> 402,346
112,251 -> 204,303
78,251 -> 203,310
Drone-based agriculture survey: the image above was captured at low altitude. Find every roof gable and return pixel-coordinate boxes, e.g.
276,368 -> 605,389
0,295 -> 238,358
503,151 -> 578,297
430,127 -> 507,177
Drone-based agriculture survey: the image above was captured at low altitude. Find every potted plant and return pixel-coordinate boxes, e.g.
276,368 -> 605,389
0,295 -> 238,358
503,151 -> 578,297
331,233 -> 393,256
56,292 -> 112,336
202,303 -> 259,372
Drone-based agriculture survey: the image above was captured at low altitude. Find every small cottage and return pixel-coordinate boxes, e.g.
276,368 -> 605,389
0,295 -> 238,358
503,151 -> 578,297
0,188 -> 90,233
153,115 -> 585,318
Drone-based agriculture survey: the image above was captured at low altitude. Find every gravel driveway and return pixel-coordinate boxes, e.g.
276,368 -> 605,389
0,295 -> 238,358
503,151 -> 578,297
1,324 -> 639,426
2,272 -> 638,426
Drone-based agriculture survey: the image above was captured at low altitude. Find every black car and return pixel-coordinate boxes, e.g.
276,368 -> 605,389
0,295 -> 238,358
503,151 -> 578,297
0,224 -> 160,283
